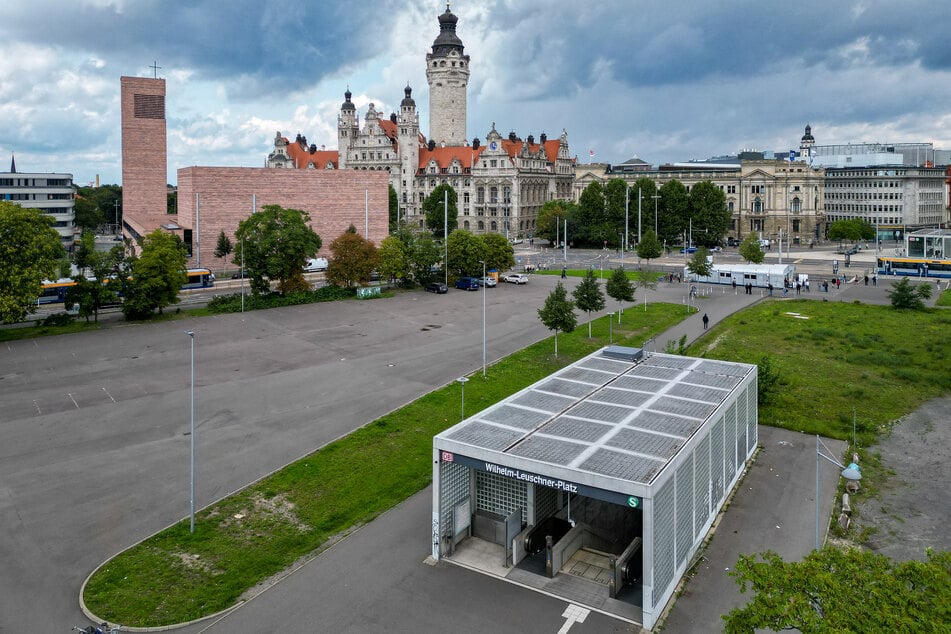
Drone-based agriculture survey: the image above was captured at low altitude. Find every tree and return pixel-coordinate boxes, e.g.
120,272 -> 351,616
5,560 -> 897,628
121,229 -> 188,320
603,178 -> 628,240
213,230 -> 233,260
377,234 -> 410,283
723,547 -> 951,634
0,201 -> 65,323
575,181 -> 606,247
658,179 -> 689,245
687,247 -> 713,278
738,235 -> 765,264
422,184 -> 458,238
606,267 -> 635,317
326,231 -> 378,288
73,196 -> 105,230
65,236 -> 123,323
537,282 -> 576,357
536,200 -> 573,244
407,231 -> 443,286
75,184 -> 122,231
688,180 -> 730,246
167,190 -> 177,215
828,218 -> 875,243
572,269 -> 605,338
233,205 -> 322,295
388,184 -> 400,233
446,229 -> 485,278
886,277 -> 933,310
636,229 -> 663,264
479,232 -> 516,275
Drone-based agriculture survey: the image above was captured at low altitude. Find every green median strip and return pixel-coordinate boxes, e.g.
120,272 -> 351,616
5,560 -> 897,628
83,303 -> 688,626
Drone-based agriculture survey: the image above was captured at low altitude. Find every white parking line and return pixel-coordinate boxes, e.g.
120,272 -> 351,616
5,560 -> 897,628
101,387 -> 116,403
67,393 -> 79,408
557,603 -> 589,634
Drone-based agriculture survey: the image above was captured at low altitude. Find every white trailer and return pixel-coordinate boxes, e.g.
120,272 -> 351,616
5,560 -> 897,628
684,263 -> 795,289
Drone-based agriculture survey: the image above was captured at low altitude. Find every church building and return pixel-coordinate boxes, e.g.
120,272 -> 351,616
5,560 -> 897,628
265,3 -> 574,239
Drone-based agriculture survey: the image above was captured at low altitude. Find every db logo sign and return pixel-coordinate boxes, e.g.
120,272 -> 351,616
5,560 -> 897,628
441,451 -> 454,463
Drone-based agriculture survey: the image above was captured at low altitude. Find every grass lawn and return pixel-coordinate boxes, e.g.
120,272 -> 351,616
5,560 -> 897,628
685,299 -> 951,445
83,302 -> 689,626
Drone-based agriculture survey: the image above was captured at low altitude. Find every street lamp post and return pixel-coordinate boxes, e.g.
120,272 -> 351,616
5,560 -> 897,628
444,191 -> 448,287
479,260 -> 486,378
652,193 -> 661,235
458,377 -> 469,422
185,331 -> 196,534
815,434 -> 862,549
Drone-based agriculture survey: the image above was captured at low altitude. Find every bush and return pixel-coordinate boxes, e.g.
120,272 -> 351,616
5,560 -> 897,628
207,286 -> 357,314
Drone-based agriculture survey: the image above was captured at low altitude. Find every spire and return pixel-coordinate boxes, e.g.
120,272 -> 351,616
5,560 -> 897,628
9,153 -> 16,173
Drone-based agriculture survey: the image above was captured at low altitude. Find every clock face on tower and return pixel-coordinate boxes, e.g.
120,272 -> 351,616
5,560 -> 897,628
489,141 -> 497,151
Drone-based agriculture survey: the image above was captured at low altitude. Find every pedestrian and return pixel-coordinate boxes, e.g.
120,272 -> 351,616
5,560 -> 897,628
864,275 -> 869,286
702,313 -> 709,330
805,279 -> 810,292
732,279 -> 737,291
561,267 -> 567,279
768,282 -> 773,296
872,273 -> 877,286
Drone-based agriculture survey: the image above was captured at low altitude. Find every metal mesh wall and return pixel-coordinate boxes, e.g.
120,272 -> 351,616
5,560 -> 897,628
652,478 -> 676,608
693,435 -> 710,538
476,470 -> 528,522
439,461 -> 470,532
675,459 -> 695,568
534,484 -> 558,524
724,403 -> 738,481
710,417 -> 724,507
746,383 -> 758,452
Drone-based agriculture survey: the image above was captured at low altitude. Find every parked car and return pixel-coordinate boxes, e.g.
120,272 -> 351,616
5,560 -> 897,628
679,246 -> 698,254
709,246 -> 722,253
425,281 -> 448,294
455,276 -> 480,291
231,270 -> 250,279
480,276 -> 497,287
303,257 -> 328,272
501,273 -> 528,284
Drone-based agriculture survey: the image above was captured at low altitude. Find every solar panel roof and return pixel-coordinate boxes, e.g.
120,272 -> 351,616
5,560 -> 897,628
438,348 -> 754,486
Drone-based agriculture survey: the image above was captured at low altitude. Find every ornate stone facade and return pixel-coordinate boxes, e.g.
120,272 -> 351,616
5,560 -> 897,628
265,4 -> 573,239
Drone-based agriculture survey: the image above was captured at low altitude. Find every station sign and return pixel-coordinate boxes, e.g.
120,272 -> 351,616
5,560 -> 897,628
443,451 -> 642,509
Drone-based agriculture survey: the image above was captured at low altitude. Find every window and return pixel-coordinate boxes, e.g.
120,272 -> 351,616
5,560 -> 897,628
490,187 -> 498,203
753,199 -> 762,213
751,185 -> 764,194
791,197 -> 801,214
477,187 -> 485,203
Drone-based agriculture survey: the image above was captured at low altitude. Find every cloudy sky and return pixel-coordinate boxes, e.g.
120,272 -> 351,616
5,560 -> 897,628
1,0 -> 948,186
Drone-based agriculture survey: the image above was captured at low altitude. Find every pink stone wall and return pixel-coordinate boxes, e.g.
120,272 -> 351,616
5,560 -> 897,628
120,77 -> 168,234
176,167 -> 390,270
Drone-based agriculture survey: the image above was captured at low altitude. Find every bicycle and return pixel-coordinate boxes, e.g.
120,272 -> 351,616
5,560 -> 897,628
72,624 -> 121,634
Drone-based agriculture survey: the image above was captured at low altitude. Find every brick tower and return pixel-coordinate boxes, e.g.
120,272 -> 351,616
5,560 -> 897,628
120,76 -> 167,236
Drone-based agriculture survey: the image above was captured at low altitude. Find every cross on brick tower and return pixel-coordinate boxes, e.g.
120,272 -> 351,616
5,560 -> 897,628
150,61 -> 161,79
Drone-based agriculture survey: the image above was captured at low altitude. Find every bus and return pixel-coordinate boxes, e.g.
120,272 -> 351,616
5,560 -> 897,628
38,279 -> 78,304
182,268 -> 215,289
38,269 -> 213,305
877,257 -> 951,279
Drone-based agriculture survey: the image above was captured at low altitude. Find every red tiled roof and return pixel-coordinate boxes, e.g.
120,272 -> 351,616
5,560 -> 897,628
284,142 -> 340,169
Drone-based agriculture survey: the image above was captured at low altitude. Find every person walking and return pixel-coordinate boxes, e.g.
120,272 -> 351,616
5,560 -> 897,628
702,313 -> 709,330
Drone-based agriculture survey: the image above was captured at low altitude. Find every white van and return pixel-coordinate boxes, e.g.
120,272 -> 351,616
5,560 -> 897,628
303,257 -> 328,272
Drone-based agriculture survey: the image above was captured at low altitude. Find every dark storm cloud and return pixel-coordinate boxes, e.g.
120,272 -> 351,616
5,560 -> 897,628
0,0 -> 398,96
472,1 -> 948,97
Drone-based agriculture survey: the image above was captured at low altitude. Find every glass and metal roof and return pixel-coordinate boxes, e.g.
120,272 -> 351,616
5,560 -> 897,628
438,347 -> 755,487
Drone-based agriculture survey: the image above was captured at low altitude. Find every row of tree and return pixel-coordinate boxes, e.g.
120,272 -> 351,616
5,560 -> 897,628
537,268 -> 656,356
535,178 -> 731,249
